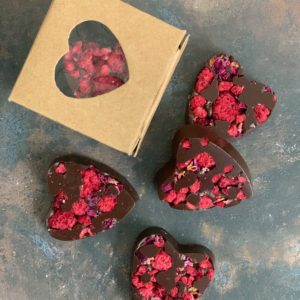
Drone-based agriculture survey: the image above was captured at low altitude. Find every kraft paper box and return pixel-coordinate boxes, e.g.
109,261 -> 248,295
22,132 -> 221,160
9,0 -> 189,156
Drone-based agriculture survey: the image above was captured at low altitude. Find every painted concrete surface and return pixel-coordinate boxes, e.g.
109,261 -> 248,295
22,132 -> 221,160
0,0 -> 299,299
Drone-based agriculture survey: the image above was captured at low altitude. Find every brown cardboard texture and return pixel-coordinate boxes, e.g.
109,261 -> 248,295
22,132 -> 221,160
9,0 -> 189,156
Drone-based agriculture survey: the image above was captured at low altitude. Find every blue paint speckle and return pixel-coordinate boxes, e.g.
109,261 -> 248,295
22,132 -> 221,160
28,234 -> 61,261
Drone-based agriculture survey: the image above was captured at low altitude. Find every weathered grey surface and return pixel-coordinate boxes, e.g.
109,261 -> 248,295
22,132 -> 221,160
0,0 -> 299,299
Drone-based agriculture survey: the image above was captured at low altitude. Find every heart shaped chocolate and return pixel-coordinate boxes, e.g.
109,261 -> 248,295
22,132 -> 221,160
55,21 -> 129,98
47,155 -> 138,241
188,54 -> 276,138
156,125 -> 253,210
131,228 -> 215,299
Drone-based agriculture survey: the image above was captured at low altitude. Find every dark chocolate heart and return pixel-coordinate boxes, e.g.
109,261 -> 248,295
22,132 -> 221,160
188,54 -> 276,138
156,125 -> 253,210
47,155 -> 138,241
131,227 -> 215,299
55,21 -> 129,98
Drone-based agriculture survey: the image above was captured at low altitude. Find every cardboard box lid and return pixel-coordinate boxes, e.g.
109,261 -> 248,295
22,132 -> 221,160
9,0 -> 189,156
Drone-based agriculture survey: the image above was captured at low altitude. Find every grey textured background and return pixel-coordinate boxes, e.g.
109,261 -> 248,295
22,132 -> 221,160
0,0 -> 300,299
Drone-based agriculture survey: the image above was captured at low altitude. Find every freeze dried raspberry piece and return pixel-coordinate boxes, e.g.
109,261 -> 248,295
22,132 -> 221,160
55,21 -> 129,99
72,199 -> 87,216
97,196 -> 117,213
188,54 -> 277,138
48,211 -> 77,231
194,68 -> 214,93
156,125 -> 253,211
52,192 -> 68,210
47,155 -> 138,241
151,251 -> 173,271
212,92 -> 240,123
54,162 -> 66,174
131,228 -> 215,300
195,152 -> 216,168
199,196 -> 214,209
253,103 -> 271,124
93,76 -> 124,95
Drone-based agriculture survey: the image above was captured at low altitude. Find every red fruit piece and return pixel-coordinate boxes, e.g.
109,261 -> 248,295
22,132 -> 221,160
254,103 -> 271,124
195,67 -> 214,93
79,228 -> 94,239
181,139 -> 192,149
195,152 -> 216,168
93,76 -> 124,95
199,196 -> 214,209
213,92 -> 240,123
189,179 -> 201,193
54,162 -> 66,175
219,81 -> 234,91
164,190 -> 177,203
193,106 -> 208,119
97,196 -> 117,213
99,64 -> 111,76
107,52 -> 125,73
52,192 -> 68,210
78,215 -> 92,227
48,211 -> 77,231
151,251 -> 173,271
190,95 -> 207,110
72,199 -> 87,216
79,79 -> 92,95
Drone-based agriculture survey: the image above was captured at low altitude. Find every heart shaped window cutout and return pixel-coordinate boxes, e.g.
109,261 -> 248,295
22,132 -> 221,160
55,21 -> 129,99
